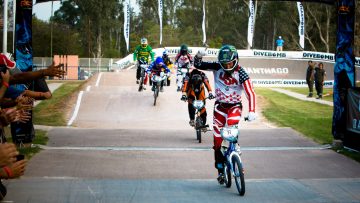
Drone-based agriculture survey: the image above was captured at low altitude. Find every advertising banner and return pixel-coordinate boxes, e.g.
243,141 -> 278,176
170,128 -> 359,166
158,0 -> 163,45
247,0 -> 255,48
13,0 -> 34,144
297,2 -> 305,49
202,0 -> 206,45
347,88 -> 360,133
123,0 -> 130,52
332,0 -> 356,140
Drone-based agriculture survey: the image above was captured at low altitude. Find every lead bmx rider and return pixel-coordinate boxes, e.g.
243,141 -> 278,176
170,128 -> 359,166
193,45 -> 257,184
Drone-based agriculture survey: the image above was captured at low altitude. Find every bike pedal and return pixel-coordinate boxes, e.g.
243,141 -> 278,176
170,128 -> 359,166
217,174 -> 225,185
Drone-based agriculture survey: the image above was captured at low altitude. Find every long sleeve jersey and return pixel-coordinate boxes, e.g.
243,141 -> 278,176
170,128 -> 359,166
194,58 -> 256,112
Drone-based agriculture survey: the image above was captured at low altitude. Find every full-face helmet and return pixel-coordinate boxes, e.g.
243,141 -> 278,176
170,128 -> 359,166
141,38 -> 148,48
162,50 -> 168,58
180,44 -> 188,56
155,56 -> 164,67
218,45 -> 238,73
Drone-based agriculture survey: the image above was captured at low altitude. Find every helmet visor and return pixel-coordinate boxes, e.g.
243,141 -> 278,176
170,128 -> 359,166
220,60 -> 237,71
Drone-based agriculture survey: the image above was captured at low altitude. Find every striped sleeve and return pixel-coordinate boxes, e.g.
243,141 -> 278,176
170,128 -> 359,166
243,78 -> 256,112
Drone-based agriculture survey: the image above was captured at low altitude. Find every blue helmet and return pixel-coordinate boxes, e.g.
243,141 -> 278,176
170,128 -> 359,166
155,56 -> 164,66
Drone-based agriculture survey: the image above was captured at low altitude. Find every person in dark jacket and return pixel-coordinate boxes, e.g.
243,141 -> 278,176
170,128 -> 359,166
306,61 -> 316,97
314,62 -> 326,99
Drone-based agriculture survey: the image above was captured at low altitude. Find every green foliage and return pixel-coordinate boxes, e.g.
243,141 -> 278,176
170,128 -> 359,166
32,1 -> 359,57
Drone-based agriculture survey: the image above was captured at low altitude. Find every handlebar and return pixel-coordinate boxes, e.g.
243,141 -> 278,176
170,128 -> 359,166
181,95 -> 215,102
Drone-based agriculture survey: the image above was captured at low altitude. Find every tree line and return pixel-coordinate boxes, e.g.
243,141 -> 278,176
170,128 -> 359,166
2,0 -> 359,58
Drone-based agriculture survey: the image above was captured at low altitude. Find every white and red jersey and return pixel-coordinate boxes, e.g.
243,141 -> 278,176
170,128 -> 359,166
175,53 -> 193,65
194,60 -> 256,112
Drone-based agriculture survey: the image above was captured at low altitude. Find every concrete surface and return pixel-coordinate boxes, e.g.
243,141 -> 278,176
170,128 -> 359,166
3,70 -> 360,203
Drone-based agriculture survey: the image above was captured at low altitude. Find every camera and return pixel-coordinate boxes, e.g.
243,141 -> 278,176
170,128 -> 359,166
16,154 -> 25,161
0,65 -> 7,74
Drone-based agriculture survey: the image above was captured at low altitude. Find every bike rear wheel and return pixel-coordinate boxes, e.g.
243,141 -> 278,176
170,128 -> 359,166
232,155 -> 245,196
224,162 -> 232,188
153,86 -> 158,106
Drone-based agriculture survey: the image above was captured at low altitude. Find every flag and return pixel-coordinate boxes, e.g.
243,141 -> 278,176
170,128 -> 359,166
202,0 -> 206,45
123,0 -> 130,52
158,0 -> 163,45
247,0 -> 255,48
297,2 -> 305,49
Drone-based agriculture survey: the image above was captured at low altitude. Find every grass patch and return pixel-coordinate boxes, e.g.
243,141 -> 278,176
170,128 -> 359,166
257,87 -> 360,162
338,149 -> 360,163
256,88 -> 333,144
282,87 -> 333,102
5,129 -> 48,160
33,80 -> 85,126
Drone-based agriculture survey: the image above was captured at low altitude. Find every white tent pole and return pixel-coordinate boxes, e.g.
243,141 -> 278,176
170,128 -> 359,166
3,0 -> 8,53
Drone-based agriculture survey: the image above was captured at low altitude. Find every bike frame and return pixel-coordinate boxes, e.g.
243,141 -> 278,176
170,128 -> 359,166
223,141 -> 242,177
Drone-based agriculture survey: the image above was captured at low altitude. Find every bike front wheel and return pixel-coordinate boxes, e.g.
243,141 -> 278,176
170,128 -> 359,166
232,155 -> 245,196
138,77 -> 144,92
224,162 -> 232,188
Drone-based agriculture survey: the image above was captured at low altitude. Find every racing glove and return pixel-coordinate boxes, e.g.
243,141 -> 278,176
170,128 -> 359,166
208,93 -> 215,100
247,112 -> 256,121
181,93 -> 187,101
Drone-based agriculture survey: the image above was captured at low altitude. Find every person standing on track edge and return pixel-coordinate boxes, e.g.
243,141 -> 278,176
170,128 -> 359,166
193,45 -> 256,184
314,62 -> 326,99
306,60 -> 316,97
133,38 -> 155,84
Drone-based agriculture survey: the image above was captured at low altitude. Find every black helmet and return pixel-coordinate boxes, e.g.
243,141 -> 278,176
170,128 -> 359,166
218,45 -> 238,73
190,73 -> 203,86
180,44 -> 188,56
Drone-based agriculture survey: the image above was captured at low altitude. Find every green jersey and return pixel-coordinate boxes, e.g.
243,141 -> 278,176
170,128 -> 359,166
133,45 -> 155,62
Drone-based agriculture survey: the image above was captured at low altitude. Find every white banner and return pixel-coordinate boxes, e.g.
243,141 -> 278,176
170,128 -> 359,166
297,2 -> 305,49
202,0 -> 206,45
123,1 -> 130,52
158,0 -> 163,45
247,0 -> 255,48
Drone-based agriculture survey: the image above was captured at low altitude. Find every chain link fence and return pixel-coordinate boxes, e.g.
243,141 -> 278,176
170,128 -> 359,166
33,57 -> 122,80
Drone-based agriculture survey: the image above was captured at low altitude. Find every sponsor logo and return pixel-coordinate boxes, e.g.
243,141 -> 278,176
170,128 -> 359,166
219,72 -> 238,86
20,0 -> 32,8
303,52 -> 334,61
253,51 -> 286,58
244,67 -> 289,75
339,6 -> 350,14
251,80 -> 333,87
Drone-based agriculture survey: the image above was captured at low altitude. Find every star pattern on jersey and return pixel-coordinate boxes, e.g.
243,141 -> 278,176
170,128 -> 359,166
238,67 -> 250,84
215,89 -> 242,103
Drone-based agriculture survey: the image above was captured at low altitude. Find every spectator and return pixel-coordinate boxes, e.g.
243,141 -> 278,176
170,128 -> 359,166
276,36 -> 285,51
314,62 -> 326,99
306,61 -> 316,97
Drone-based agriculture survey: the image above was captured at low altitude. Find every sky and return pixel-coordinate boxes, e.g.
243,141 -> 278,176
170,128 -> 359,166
32,0 -> 139,22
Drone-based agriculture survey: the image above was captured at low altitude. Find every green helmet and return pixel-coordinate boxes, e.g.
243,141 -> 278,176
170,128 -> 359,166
218,45 -> 238,73
180,44 -> 188,55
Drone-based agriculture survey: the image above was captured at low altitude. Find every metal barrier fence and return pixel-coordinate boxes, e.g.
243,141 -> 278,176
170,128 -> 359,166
33,57 -> 122,80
